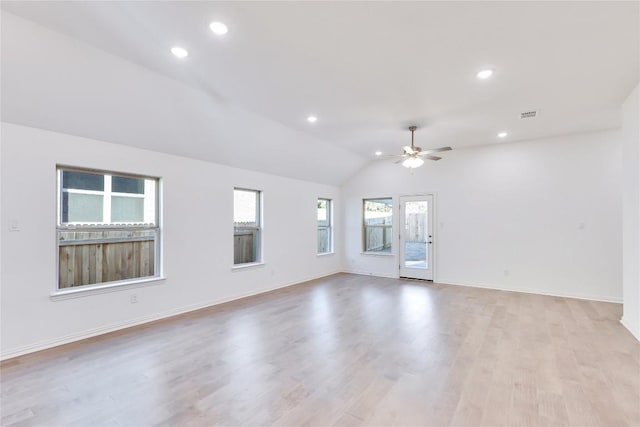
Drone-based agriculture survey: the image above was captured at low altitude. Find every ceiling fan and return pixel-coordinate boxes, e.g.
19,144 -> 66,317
381,126 -> 452,168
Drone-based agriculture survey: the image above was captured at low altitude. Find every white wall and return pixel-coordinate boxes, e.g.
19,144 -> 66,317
0,123 -> 342,359
342,130 -> 623,302
622,83 -> 640,340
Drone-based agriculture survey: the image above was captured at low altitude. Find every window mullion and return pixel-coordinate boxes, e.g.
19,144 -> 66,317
104,174 -> 112,224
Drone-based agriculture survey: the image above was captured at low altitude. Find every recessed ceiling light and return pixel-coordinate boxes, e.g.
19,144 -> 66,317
375,151 -> 382,156
477,69 -> 494,80
498,132 -> 508,138
209,22 -> 228,35
307,116 -> 318,123
171,47 -> 189,58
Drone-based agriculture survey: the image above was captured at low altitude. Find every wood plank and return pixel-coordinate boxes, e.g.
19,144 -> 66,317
132,241 -> 139,278
95,243 -> 103,283
103,243 -> 112,283
141,240 -> 149,276
148,241 -> 154,276
88,243 -> 97,284
121,242 -> 131,280
67,245 -> 75,287
58,246 -> 68,288
73,245 -> 83,286
81,244 -> 90,285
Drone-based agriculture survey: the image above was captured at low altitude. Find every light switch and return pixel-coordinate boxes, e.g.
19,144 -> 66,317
9,219 -> 20,232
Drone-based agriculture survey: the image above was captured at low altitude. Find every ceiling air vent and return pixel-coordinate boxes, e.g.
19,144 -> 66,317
520,110 -> 538,119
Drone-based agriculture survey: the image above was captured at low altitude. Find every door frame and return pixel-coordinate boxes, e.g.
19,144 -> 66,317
398,193 -> 437,281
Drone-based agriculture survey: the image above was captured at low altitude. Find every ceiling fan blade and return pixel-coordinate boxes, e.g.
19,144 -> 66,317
372,128 -> 451,164
420,146 -> 452,155
403,146 -> 415,155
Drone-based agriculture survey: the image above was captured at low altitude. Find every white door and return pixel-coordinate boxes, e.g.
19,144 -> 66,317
399,195 -> 434,280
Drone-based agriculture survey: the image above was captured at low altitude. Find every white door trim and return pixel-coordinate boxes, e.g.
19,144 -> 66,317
399,194 -> 436,281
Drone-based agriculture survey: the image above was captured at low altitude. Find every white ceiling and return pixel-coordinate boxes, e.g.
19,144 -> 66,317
1,1 -> 638,184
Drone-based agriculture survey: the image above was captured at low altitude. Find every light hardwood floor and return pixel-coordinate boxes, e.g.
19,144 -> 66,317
1,274 -> 639,426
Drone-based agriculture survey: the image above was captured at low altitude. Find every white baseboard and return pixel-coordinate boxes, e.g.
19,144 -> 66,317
0,271 -> 341,361
342,269 -> 399,279
621,317 -> 640,341
342,271 -> 622,304
430,279 -> 622,303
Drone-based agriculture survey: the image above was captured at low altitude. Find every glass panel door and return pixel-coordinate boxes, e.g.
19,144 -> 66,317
399,195 -> 434,280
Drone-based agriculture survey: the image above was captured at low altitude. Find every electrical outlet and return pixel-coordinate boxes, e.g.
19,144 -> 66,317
130,294 -> 138,304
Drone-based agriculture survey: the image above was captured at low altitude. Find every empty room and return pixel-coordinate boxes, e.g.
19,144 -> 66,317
1,1 -> 639,426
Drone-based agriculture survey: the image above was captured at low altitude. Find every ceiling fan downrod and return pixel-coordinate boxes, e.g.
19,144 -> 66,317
409,126 -> 417,149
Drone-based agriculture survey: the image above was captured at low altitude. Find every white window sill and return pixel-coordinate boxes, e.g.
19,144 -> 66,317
317,252 -> 335,257
232,262 -> 265,271
50,276 -> 166,301
361,252 -> 394,257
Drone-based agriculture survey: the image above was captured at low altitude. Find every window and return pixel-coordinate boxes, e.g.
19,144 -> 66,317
57,168 -> 160,290
363,198 -> 393,253
234,188 -> 261,265
317,198 -> 333,254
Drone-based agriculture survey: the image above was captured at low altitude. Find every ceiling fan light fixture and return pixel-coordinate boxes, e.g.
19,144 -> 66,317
402,157 -> 424,169
384,125 -> 449,168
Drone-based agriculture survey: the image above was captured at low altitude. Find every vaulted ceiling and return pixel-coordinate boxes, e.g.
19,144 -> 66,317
1,1 -> 638,184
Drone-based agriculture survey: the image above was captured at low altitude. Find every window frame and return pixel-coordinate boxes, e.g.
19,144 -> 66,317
233,187 -> 263,266
55,166 -> 162,294
362,197 -> 394,255
317,198 -> 333,255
